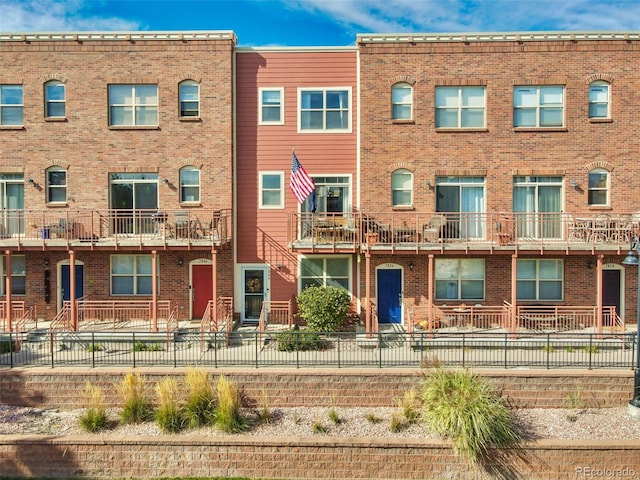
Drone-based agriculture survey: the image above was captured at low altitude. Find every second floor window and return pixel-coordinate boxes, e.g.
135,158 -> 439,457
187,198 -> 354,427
46,168 -> 67,203
391,169 -> 412,207
259,172 -> 284,208
391,83 -> 412,120
259,88 -> 284,124
299,88 -> 350,132
0,85 -> 23,126
179,80 -> 199,118
588,168 -> 609,206
589,81 -> 610,119
44,80 -> 66,118
514,86 -> 564,128
435,86 -> 485,128
108,84 -> 158,126
179,166 -> 200,203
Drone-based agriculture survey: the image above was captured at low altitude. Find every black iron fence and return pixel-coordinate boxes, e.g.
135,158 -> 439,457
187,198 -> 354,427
0,331 -> 636,369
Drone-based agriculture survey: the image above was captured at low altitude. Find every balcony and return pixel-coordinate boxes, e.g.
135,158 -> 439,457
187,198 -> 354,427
0,209 -> 231,250
288,211 -> 639,253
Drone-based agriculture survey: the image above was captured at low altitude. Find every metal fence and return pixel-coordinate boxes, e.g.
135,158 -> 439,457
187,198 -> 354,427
0,331 -> 636,369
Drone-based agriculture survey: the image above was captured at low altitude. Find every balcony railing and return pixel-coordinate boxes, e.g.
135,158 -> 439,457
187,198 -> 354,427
0,208 -> 231,248
288,211 -> 639,251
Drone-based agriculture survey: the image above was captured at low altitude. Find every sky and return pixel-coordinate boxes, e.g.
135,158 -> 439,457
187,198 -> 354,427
1,0 -> 640,47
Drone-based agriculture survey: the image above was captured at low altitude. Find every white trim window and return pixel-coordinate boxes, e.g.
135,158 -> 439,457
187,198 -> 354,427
513,86 -> 564,128
111,254 -> 157,295
587,168 -> 609,206
259,171 -> 284,209
300,256 -> 351,292
0,85 -> 23,126
1,255 -> 25,295
298,87 -> 351,132
44,80 -> 66,118
516,259 -> 563,301
391,82 -> 412,120
435,86 -> 485,128
391,169 -> 412,207
108,84 -> 158,126
179,80 -> 200,118
589,81 -> 610,119
435,258 -> 484,301
179,166 -> 200,203
46,167 -> 67,204
259,88 -> 284,125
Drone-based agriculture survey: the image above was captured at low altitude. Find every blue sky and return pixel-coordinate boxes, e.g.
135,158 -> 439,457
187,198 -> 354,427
1,0 -> 640,46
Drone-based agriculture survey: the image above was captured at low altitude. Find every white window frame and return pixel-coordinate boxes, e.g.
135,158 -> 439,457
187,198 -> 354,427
178,80 -> 200,118
513,86 -> 564,128
299,255 -> 352,293
108,84 -> 158,126
0,84 -> 24,126
435,86 -> 486,128
179,166 -> 200,203
259,87 -> 284,125
46,167 -> 67,204
110,254 -> 158,296
434,258 -> 485,301
587,168 -> 609,207
391,82 -> 412,120
589,81 -> 610,119
259,171 -> 284,209
298,87 -> 352,133
516,258 -> 564,301
1,255 -> 25,295
391,169 -> 413,207
44,80 -> 66,118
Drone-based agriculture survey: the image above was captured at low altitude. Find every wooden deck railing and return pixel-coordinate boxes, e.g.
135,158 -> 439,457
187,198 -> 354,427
0,301 -> 32,332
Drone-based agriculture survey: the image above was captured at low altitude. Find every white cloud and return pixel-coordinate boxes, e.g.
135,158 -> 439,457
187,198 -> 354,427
0,0 -> 142,32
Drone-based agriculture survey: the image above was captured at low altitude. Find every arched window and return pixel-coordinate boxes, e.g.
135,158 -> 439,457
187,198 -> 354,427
46,166 -> 67,203
391,82 -> 412,120
589,81 -> 610,119
391,169 -> 412,207
179,80 -> 200,118
588,168 -> 609,206
44,80 -> 66,118
179,166 -> 200,203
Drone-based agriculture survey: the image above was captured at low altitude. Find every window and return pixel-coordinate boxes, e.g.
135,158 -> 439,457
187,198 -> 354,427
108,84 -> 158,126
435,86 -> 485,128
0,85 -> 23,126
300,256 -> 350,291
513,176 -> 562,239
259,88 -> 284,124
589,81 -> 610,119
299,88 -> 350,132
44,80 -> 65,118
179,166 -> 200,203
516,259 -> 563,301
435,258 -> 484,301
111,255 -> 157,295
259,172 -> 284,208
302,176 -> 350,214
436,176 -> 485,238
179,80 -> 199,118
513,86 -> 564,127
46,167 -> 67,203
391,83 -> 412,120
1,255 -> 25,295
391,169 -> 412,207
588,168 -> 609,206
110,173 -> 158,235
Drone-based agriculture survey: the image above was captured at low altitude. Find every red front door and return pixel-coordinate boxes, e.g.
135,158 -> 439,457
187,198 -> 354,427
192,263 -> 213,319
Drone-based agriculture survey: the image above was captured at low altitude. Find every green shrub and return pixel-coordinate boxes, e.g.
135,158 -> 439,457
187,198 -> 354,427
296,285 -> 351,332
184,368 -> 216,428
86,343 -> 103,352
214,375 -> 247,433
79,382 -> 109,432
420,368 -> 520,465
155,377 -> 185,433
276,329 -> 324,352
0,340 -> 18,354
118,372 -> 153,424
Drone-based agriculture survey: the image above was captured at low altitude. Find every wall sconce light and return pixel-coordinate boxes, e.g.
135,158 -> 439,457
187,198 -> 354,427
408,262 -> 414,271
27,178 -> 34,185
275,261 -> 282,270
587,260 -> 596,270
569,179 -> 578,187
162,178 -> 170,184
425,180 -> 433,189
178,258 -> 184,266
44,259 -> 49,266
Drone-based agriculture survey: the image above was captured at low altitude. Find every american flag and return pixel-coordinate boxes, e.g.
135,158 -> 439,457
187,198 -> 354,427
290,152 -> 315,204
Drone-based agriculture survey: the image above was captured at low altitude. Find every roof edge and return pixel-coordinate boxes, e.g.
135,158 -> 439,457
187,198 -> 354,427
357,31 -> 640,44
0,31 -> 238,44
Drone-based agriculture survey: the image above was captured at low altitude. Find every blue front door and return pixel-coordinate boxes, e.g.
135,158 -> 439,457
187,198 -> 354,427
61,264 -> 84,302
377,268 -> 402,324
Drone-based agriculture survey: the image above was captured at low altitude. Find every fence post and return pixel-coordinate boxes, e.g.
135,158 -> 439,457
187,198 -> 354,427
588,334 -> 593,370
462,333 -> 466,368
256,331 -> 259,369
546,333 -> 550,369
337,334 -> 341,368
91,332 -> 95,369
504,333 -> 508,369
132,332 -> 136,368
378,331 -> 383,368
214,332 -> 218,368
173,332 -> 177,368
9,332 -> 13,368
50,331 -> 54,369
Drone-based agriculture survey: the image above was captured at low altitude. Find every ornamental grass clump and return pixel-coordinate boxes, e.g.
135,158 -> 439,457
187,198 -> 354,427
118,372 -> 153,424
155,377 -> 185,433
420,368 -> 520,465
183,368 -> 216,428
215,375 -> 247,433
79,382 -> 109,432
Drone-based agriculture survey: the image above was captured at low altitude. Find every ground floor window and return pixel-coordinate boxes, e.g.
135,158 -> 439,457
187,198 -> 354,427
1,255 -> 25,295
516,258 -> 563,301
435,258 -> 484,301
110,255 -> 157,295
300,256 -> 350,292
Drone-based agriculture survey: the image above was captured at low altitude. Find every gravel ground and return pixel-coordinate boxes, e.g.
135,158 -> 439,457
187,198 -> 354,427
1,405 -> 640,440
